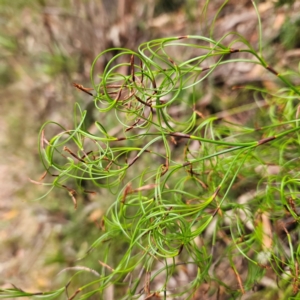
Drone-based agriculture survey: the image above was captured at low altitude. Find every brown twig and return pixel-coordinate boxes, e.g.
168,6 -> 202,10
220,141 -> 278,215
98,260 -> 115,272
73,83 -> 94,96
232,266 -> 245,294
63,146 -> 86,163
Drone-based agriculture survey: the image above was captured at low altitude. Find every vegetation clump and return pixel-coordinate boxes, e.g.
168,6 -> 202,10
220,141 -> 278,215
1,2 -> 300,299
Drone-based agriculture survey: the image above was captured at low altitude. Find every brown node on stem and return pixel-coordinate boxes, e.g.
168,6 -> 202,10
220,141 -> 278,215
182,161 -> 191,167
73,82 -> 94,96
177,35 -> 188,39
169,132 -> 191,146
169,132 -> 191,139
168,57 -> 175,65
230,48 -> 240,53
257,136 -> 276,146
266,65 -> 279,76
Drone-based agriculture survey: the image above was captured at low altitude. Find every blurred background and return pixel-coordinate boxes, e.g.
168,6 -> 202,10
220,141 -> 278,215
0,0 -> 299,295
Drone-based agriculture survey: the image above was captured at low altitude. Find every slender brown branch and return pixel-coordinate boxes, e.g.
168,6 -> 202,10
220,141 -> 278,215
266,65 -> 279,76
68,289 -> 81,300
98,260 -> 115,272
232,266 -> 245,294
63,146 -> 86,163
73,83 -> 94,96
257,136 -> 276,146
134,94 -> 152,107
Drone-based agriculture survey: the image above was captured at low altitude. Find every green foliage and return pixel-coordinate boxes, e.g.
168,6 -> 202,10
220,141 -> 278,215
2,1 -> 300,299
280,17 -> 300,49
